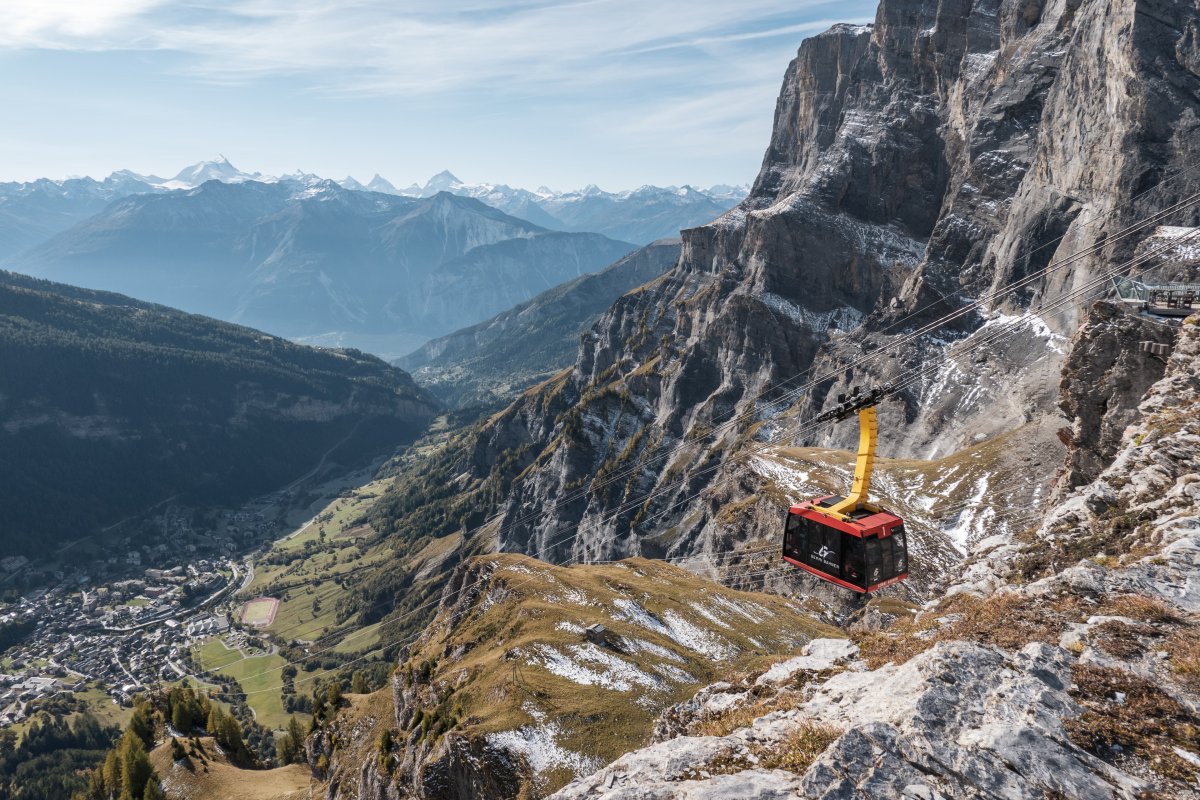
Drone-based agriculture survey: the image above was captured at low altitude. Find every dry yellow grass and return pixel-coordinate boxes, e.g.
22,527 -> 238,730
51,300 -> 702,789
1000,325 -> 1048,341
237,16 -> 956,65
1101,593 -> 1181,624
854,592 -> 1084,669
389,554 -> 842,795
1065,664 -> 1200,782
690,693 -> 802,738
681,722 -> 841,780
1167,629 -> 1200,691
150,737 -> 312,800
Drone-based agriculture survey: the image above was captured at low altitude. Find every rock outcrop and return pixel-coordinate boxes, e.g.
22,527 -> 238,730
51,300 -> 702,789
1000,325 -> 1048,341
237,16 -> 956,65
546,315 -> 1200,799
1055,300 -> 1177,497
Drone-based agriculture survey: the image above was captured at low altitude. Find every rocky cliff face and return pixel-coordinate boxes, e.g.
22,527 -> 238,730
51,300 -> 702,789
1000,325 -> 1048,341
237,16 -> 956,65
1055,300 -> 1178,498
544,313 -> 1200,800
424,0 -> 1200,596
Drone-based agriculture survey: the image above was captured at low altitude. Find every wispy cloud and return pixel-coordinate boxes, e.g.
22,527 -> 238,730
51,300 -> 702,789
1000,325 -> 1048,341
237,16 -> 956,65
0,1 -> 868,94
0,0 -> 166,48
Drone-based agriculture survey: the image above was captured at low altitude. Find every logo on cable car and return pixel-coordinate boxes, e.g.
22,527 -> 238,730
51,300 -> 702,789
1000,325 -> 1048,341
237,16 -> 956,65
811,545 -> 838,568
871,567 -> 881,581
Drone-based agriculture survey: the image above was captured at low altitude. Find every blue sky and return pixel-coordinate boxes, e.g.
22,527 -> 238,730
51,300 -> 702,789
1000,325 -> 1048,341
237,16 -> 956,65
1,1 -> 877,190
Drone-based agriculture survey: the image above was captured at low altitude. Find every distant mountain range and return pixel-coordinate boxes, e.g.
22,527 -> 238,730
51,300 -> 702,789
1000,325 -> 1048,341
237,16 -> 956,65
398,238 -> 682,408
0,159 -> 744,357
379,170 -> 747,244
0,269 -> 438,554
0,172 -> 156,260
0,158 -> 745,258
10,179 -> 637,359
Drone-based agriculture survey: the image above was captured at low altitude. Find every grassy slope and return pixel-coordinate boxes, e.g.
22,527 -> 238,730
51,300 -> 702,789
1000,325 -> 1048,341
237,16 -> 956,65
151,737 -> 311,800
240,480 -> 395,644
382,554 -> 842,792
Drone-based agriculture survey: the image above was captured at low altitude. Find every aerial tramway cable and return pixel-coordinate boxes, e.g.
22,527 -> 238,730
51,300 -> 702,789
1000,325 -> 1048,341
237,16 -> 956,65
225,224 -> 1200,696
244,185 -> 1200,647
224,214 -> 1200,679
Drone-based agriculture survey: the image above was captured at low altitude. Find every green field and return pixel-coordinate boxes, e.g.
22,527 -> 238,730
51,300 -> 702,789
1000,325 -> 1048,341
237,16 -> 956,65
195,640 -> 298,731
239,479 -> 397,643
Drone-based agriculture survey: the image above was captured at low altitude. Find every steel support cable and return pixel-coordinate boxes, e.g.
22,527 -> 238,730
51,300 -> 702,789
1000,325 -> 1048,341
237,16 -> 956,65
479,189 -> 1200,538
223,219 -> 1200,690
228,190 -> 1200,640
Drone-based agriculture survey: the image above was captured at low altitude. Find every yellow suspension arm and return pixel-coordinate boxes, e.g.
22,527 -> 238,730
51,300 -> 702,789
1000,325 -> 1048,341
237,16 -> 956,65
826,405 -> 879,519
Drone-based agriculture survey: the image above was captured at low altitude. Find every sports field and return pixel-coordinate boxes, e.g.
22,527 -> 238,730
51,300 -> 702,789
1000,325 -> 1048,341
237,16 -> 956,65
240,596 -> 279,627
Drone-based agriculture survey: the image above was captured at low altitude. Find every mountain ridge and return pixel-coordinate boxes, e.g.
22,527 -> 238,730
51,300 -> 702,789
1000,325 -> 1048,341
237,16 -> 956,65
10,181 -> 637,359
398,238 -> 683,408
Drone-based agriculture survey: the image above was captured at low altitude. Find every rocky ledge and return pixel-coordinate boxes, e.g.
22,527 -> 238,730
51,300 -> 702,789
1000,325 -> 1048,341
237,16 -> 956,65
550,316 -> 1200,799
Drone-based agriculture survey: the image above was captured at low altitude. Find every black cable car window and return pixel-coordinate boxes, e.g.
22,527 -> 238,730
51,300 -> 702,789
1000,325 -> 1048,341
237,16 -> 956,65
893,525 -> 908,574
880,535 -> 895,579
845,537 -> 864,583
865,538 -> 882,585
785,513 -> 807,561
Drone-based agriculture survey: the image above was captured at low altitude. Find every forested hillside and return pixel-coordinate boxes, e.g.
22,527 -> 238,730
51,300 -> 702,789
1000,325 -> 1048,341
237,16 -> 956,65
0,271 -> 438,554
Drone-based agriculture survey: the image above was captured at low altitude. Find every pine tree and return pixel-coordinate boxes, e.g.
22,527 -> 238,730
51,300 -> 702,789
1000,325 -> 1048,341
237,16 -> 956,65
142,779 -> 167,800
351,671 -> 367,694
312,689 -> 327,722
117,731 -> 154,799
171,701 -> 190,733
128,700 -> 155,749
102,748 -> 121,793
276,731 -> 296,765
206,704 -> 222,735
287,715 -> 305,755
83,762 -> 109,800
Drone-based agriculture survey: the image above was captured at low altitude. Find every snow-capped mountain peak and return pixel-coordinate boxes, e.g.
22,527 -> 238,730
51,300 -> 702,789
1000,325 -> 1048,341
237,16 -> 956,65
422,170 -> 464,195
161,156 -> 263,190
366,174 -> 399,194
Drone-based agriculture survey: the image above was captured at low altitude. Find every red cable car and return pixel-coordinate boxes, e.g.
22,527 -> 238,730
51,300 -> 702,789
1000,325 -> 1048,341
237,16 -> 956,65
782,386 -> 909,593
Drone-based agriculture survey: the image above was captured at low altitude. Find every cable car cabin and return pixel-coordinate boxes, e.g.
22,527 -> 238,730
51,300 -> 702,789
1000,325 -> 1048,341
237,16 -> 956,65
783,497 -> 908,593
781,384 -> 910,593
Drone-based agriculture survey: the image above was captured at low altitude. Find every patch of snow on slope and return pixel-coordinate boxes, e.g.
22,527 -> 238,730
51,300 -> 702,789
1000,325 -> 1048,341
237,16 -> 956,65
709,594 -> 768,624
621,636 -> 685,663
689,602 -> 732,629
942,474 -> 993,552
980,312 -> 1067,354
662,610 -> 738,661
531,642 -> 664,691
759,292 -> 839,332
750,456 -> 817,499
487,706 -> 599,777
612,598 -> 671,636
555,621 -> 585,634
613,599 -> 737,660
1149,225 -> 1200,259
652,663 -> 697,683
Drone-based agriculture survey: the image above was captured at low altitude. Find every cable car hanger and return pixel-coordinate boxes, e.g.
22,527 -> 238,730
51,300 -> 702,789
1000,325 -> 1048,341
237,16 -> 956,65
782,383 -> 909,594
